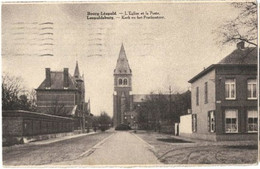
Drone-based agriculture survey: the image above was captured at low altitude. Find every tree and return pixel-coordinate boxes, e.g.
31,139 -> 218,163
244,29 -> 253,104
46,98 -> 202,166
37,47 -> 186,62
46,96 -> 67,115
136,90 -> 191,131
2,73 -> 24,110
2,73 -> 37,111
98,111 -> 112,131
216,2 -> 257,47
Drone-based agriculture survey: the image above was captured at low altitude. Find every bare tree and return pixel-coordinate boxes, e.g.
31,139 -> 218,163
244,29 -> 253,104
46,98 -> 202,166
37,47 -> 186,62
215,2 -> 257,47
2,73 -> 24,110
46,96 -> 66,115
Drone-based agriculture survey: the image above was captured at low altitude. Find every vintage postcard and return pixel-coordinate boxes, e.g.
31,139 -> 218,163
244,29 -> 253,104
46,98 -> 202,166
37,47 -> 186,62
2,0 -> 258,167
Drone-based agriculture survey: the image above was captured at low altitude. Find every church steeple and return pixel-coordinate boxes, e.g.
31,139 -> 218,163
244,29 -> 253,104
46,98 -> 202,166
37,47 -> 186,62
113,44 -> 133,127
74,61 -> 80,78
114,44 -> 132,75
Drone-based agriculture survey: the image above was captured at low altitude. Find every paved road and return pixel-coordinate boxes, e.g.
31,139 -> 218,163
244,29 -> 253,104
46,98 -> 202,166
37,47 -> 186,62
3,131 -> 161,166
53,131 -> 161,166
3,131 -> 113,166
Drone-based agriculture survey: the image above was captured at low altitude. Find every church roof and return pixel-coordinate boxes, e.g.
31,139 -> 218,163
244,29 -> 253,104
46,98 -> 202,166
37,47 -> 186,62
114,44 -> 132,74
37,71 -> 77,90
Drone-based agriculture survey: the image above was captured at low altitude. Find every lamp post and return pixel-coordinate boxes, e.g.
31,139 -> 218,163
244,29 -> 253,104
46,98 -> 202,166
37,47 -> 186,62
82,102 -> 85,133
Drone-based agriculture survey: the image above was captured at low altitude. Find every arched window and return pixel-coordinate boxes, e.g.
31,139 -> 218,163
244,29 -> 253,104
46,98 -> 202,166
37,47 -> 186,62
118,78 -> 123,85
123,78 -> 128,85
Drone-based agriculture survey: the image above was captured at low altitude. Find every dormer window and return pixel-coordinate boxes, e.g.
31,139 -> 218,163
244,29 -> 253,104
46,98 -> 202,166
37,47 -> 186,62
45,87 -> 51,90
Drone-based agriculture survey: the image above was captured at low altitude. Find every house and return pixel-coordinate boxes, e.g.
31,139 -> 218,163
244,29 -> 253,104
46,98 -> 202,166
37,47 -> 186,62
183,42 -> 257,141
36,62 -> 86,128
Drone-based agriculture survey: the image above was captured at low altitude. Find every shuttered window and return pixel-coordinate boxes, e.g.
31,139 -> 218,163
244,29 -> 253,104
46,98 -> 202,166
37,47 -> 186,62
192,114 -> 197,132
208,111 -> 216,133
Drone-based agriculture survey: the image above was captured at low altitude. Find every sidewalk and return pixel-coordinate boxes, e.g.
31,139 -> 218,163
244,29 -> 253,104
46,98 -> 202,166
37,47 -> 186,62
3,131 -> 100,151
30,131 -> 98,145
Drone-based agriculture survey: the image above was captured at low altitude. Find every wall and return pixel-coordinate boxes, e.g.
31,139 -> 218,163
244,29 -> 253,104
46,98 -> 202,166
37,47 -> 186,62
191,69 -> 216,134
180,114 -> 192,134
36,90 -> 76,115
3,110 -> 74,138
215,65 -> 257,135
3,117 -> 23,137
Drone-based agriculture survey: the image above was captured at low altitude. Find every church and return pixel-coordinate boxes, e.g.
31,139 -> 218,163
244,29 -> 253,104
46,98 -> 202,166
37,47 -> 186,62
113,44 -> 134,127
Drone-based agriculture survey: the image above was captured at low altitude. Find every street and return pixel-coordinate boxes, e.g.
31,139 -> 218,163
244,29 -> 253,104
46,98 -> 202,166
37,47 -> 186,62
3,130 -> 161,166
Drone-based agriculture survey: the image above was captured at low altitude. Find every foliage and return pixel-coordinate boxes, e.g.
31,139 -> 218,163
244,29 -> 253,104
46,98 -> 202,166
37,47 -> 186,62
96,111 -> 112,131
215,2 -> 257,47
136,90 -> 191,130
2,73 -> 36,111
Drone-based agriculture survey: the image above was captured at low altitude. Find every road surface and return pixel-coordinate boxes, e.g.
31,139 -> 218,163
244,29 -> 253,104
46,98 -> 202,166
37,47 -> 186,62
3,131 -> 161,166
53,131 -> 161,166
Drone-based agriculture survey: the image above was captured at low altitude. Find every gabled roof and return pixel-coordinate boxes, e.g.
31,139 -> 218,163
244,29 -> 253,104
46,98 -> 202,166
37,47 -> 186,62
133,94 -> 148,102
189,46 -> 257,83
133,94 -> 176,103
37,71 -> 77,90
114,44 -> 132,74
218,47 -> 257,65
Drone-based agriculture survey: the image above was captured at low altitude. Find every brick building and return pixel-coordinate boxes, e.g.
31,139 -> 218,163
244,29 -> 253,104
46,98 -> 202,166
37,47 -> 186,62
185,42 -> 257,141
36,62 -> 85,119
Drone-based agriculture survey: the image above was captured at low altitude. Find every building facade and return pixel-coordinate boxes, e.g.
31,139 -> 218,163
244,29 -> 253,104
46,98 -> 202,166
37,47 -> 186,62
113,44 -> 133,127
36,62 -> 85,117
186,42 -> 257,141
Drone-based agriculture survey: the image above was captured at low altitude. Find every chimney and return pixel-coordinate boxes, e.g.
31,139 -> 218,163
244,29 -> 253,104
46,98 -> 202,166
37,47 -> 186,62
237,41 -> 245,50
45,68 -> 51,87
64,68 -> 69,88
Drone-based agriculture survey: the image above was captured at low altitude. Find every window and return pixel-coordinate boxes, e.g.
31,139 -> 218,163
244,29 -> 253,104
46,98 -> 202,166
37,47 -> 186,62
192,114 -> 197,132
225,79 -> 236,100
196,87 -> 199,106
204,82 -> 208,104
118,78 -> 123,85
247,79 -> 257,99
247,110 -> 258,133
208,111 -> 215,133
123,78 -> 128,85
225,109 -> 238,133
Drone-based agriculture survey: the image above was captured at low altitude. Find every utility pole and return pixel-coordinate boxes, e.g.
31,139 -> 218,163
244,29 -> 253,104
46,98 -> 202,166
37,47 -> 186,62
82,102 -> 85,133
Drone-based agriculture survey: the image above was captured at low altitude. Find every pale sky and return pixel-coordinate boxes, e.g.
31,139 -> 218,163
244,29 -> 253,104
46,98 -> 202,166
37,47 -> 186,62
2,2 -> 242,116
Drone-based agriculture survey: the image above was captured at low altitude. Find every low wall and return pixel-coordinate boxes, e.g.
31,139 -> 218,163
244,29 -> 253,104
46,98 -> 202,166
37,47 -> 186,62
180,132 -> 257,142
3,110 -> 75,145
180,114 -> 192,135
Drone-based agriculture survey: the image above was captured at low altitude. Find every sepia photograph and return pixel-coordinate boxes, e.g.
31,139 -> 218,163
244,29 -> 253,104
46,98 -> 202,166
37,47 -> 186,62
1,0 -> 258,166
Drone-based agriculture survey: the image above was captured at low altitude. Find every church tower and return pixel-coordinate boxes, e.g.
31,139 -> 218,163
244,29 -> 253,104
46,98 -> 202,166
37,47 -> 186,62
113,44 -> 133,127
74,61 -> 85,105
